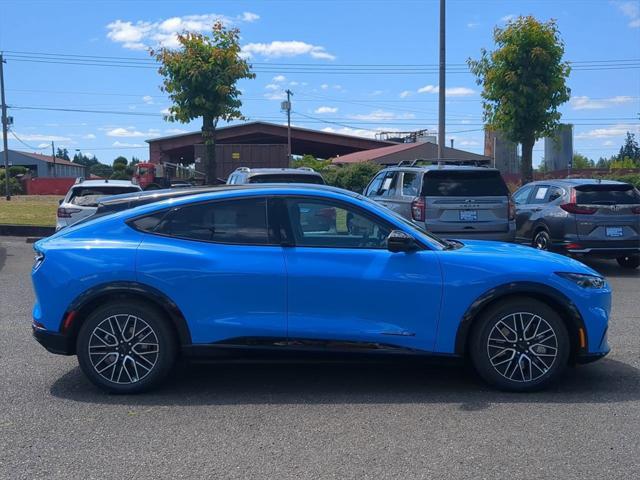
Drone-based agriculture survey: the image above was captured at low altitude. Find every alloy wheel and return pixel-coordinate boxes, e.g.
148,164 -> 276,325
533,231 -> 549,250
88,314 -> 160,385
486,312 -> 558,383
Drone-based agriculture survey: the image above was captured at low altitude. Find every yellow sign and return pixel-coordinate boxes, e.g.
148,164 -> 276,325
232,152 -> 240,160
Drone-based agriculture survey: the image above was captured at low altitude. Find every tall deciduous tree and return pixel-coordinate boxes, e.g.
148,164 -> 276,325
468,16 -> 571,183
618,132 -> 640,162
151,21 -> 255,184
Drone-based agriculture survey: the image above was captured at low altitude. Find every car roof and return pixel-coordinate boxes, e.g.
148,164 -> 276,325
242,168 -> 322,176
72,179 -> 139,188
383,165 -> 499,173
527,178 -> 630,187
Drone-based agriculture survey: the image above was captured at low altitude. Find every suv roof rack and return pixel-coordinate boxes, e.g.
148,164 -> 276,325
296,166 -> 316,172
396,158 -> 491,168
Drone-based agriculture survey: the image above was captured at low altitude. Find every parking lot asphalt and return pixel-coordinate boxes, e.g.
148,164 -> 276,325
1,236 -> 639,479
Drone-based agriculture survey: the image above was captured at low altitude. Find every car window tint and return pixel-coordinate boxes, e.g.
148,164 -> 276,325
513,186 -> 533,205
365,173 -> 385,197
285,199 -> 391,249
130,211 -> 169,232
402,172 -> 421,196
378,172 -> 399,197
156,198 -> 270,244
69,186 -> 140,207
422,170 -> 509,196
248,174 -> 325,185
575,184 -> 640,205
548,187 -> 564,202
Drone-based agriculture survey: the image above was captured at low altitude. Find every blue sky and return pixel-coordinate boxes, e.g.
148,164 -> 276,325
1,0 -> 639,166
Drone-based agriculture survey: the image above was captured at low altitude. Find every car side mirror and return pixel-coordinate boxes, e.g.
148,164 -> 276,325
58,199 -> 63,205
387,230 -> 418,253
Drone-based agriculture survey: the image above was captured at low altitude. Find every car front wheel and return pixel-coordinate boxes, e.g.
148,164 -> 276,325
532,230 -> 551,251
76,301 -> 177,393
616,255 -> 640,269
470,297 -> 569,392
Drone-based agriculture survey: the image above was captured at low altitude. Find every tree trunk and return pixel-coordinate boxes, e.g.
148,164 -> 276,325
202,115 -> 217,185
521,137 -> 535,185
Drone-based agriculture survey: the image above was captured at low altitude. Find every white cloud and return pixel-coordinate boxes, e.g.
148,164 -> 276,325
349,110 -> 416,121
289,81 -> 299,86
272,75 -> 286,82
320,84 -> 329,90
321,127 -> 378,139
576,123 -> 640,139
107,12 -> 260,50
106,127 -> 158,138
242,41 -> 335,60
616,1 -> 640,28
165,128 -> 189,135
265,83 -> 280,90
399,90 -> 413,98
417,85 -> 475,96
112,141 -> 146,148
570,95 -> 635,110
264,91 -> 286,101
603,140 -> 614,146
370,90 -> 383,96
142,95 -> 154,104
160,108 -> 172,116
314,106 -> 338,114
500,14 -> 516,23
9,133 -> 72,142
467,22 -> 480,28
83,133 -> 97,139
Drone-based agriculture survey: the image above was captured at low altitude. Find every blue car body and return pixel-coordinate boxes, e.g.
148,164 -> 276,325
31,185 -> 610,367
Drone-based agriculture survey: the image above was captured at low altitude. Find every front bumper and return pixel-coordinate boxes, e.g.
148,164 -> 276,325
32,325 -> 74,355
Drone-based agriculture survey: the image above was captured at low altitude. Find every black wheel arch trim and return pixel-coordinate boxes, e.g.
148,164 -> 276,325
454,281 -> 588,357
62,281 -> 192,348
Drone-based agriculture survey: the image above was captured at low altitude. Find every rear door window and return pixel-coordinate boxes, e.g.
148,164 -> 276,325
378,171 -> 399,197
530,186 -> 550,204
422,170 -> 509,197
575,184 -> 640,205
154,197 -> 271,244
69,186 -> 140,207
401,172 -> 421,197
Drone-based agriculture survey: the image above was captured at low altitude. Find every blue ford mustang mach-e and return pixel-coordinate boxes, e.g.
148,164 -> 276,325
31,185 -> 611,393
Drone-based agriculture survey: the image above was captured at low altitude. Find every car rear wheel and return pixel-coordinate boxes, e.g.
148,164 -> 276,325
616,255 -> 640,269
532,230 -> 551,251
76,301 -> 177,394
470,297 -> 569,392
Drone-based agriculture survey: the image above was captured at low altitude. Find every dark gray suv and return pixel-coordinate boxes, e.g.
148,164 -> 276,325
513,179 -> 640,268
227,167 -> 325,185
364,164 -> 515,241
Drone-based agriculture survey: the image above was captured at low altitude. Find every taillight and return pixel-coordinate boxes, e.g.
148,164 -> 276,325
560,188 -> 597,214
508,196 -> 516,221
57,207 -> 81,218
411,197 -> 425,222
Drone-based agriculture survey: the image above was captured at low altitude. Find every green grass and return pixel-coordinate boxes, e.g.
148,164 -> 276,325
0,195 -> 62,227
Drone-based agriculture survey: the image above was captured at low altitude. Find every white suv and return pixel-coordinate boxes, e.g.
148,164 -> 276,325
56,179 -> 141,231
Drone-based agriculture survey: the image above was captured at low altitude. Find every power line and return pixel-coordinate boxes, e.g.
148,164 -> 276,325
7,128 -> 48,150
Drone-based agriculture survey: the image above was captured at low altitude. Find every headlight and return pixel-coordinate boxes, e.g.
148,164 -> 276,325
33,250 -> 45,271
556,272 -> 605,289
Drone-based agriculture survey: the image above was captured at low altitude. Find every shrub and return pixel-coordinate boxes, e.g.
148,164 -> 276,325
0,177 -> 23,195
324,163 -> 382,193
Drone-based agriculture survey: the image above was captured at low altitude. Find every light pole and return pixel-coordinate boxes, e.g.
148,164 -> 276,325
1,53 -> 11,200
437,0 -> 446,163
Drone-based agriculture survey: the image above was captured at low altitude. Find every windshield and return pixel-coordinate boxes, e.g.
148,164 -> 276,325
248,174 -> 325,185
575,184 -> 640,205
69,186 -> 140,207
423,170 -> 509,197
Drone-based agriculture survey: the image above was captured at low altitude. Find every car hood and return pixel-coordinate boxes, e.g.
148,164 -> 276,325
447,239 -> 599,276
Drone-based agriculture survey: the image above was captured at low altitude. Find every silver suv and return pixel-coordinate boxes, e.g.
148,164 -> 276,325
227,167 -> 325,185
364,164 -> 515,241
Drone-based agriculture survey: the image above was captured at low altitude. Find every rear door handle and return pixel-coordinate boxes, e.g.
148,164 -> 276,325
532,207 -> 542,212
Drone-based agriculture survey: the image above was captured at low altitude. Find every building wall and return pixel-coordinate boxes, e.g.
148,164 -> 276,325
544,124 -> 573,171
4,151 -> 87,178
484,129 -> 519,174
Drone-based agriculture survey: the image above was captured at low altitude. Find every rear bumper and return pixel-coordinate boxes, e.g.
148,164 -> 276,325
441,230 -> 516,242
557,240 -> 640,257
32,325 -> 74,355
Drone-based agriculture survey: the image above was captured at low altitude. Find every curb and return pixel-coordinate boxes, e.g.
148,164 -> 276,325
0,224 -> 55,238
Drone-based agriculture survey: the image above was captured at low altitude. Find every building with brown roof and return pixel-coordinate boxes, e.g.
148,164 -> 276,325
1,150 -> 88,178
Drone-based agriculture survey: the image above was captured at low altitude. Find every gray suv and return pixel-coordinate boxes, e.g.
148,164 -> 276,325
364,164 -> 515,241
513,179 -> 640,268
227,167 -> 325,185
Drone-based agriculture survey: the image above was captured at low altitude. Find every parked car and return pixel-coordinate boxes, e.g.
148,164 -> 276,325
513,179 -> 640,269
227,167 -> 325,185
363,164 -> 515,241
33,184 -> 610,393
56,179 -> 141,231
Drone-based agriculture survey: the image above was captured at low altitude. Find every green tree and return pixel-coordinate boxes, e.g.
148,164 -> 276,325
324,162 -> 382,193
618,132 -> 640,162
90,163 -> 113,179
596,156 -> 612,169
55,148 -> 70,161
610,157 -> 638,169
151,21 -> 255,184
572,152 -> 594,169
113,156 -> 128,169
468,16 -> 571,184
291,154 -> 332,171
73,152 -> 99,168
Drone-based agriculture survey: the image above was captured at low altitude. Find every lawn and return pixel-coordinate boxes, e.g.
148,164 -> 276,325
0,195 -> 62,226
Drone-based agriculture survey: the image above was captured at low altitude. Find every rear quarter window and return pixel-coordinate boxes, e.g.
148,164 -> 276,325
248,174 -> 325,185
69,186 -> 140,206
575,184 -> 640,205
422,170 -> 509,197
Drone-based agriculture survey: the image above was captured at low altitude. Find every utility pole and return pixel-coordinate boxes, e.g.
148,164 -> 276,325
437,0 -> 446,163
283,89 -> 293,165
51,141 -> 57,178
1,53 -> 10,200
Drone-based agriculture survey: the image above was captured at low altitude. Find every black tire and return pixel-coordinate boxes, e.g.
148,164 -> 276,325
616,254 -> 640,269
76,300 -> 177,394
469,297 -> 570,392
532,229 -> 551,251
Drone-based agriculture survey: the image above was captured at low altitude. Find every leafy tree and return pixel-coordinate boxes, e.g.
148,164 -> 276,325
291,154 -> 332,171
610,157 -> 638,169
468,16 -> 571,184
90,163 -> 113,179
572,153 -> 595,169
618,132 -> 640,162
596,157 -> 612,169
324,162 -> 382,193
55,147 -> 70,161
73,152 -> 99,167
113,156 -> 128,168
151,21 -> 255,184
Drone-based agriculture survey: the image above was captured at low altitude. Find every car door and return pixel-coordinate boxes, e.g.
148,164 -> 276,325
512,185 -> 535,241
135,196 -> 287,344
279,195 -> 443,352
375,171 -> 400,211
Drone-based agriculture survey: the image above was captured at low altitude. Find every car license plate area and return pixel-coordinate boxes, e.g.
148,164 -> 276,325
605,226 -> 623,237
459,210 -> 478,221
